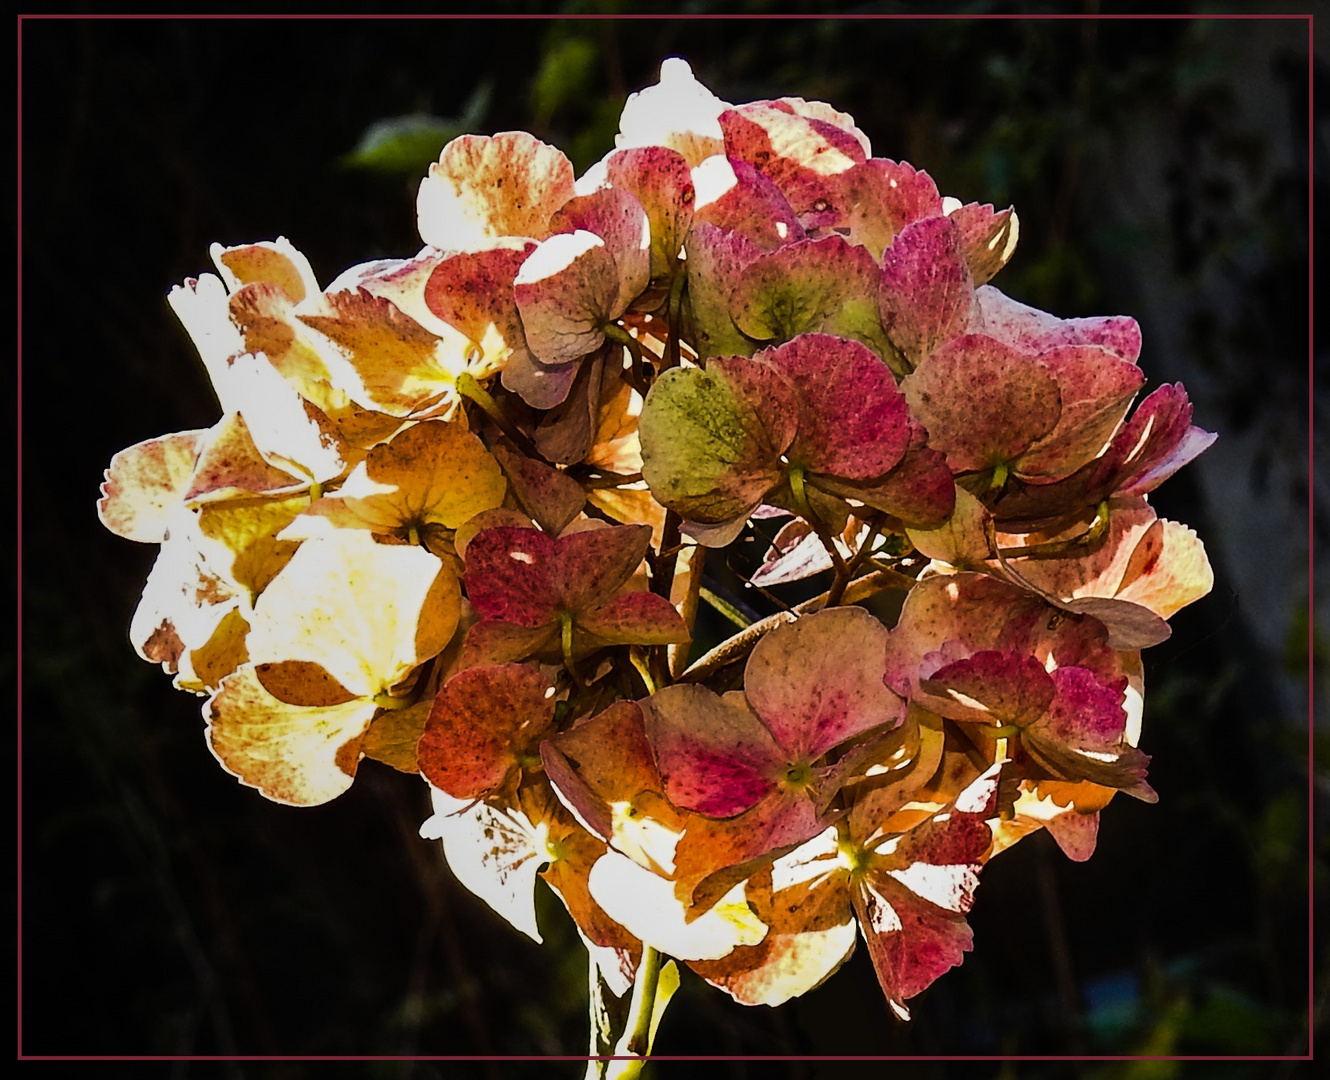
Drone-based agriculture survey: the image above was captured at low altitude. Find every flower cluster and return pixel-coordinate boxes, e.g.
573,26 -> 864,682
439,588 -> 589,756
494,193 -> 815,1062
98,58 -> 1214,1038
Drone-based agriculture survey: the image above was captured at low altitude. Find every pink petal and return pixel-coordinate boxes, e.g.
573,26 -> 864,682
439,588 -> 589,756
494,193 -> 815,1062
744,607 -> 904,762
920,649 -> 1057,727
879,216 -> 975,367
761,333 -> 911,480
641,685 -> 786,818
514,231 -> 620,365
548,187 -> 651,314
902,333 -> 1062,474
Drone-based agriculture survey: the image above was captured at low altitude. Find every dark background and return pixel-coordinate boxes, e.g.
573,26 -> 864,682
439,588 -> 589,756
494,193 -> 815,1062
18,7 -> 1324,1078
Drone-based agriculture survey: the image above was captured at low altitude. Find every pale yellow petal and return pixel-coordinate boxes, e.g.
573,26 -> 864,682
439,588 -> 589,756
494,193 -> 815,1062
206,664 -> 379,806
98,430 -> 207,543
246,529 -> 459,698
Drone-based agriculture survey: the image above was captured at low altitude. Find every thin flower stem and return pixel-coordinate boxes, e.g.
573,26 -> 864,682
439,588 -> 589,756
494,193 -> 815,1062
664,270 -> 686,371
581,471 -> 644,490
787,465 -> 850,585
680,568 -> 916,683
650,511 -> 683,600
826,513 -> 884,608
604,323 -> 654,386
604,945 -> 663,1079
699,586 -> 754,629
559,612 -> 585,688
996,500 -> 1111,560
629,647 -> 657,696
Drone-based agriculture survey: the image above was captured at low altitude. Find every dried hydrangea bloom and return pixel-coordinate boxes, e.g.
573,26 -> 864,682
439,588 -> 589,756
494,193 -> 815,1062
95,56 -> 1217,1055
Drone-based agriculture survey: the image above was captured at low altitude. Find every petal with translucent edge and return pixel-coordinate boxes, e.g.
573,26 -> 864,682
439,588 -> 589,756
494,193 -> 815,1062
818,158 -> 943,260
167,274 -> 247,403
329,250 -> 486,360
197,493 -> 304,599
514,231 -> 620,366
673,789 -> 828,915
423,242 -> 536,374
522,781 -> 640,964
588,851 -> 767,962
131,506 -> 244,670
306,419 -> 506,536
879,216 -> 975,368
720,101 -> 866,219
1016,345 -> 1145,480
882,573 -> 1041,700
854,764 -> 998,1018
602,147 -> 695,278
640,359 -> 795,537
209,352 -> 345,484
1105,383 -> 1218,497
642,685 -> 785,818
419,664 -> 555,800
98,430 -> 208,542
548,187 -> 651,315
183,607 -> 251,694
417,131 -> 575,250
749,517 -> 851,587
763,334 -> 912,480
615,58 -> 730,167
540,701 -> 681,865
298,289 -> 459,417
1023,666 -> 1155,801
419,785 -> 547,942
227,284 -> 344,413
732,237 -> 894,362
184,412 -> 306,505
1114,518 -> 1213,619
205,664 -> 379,806
903,334 -> 1062,474
919,649 -> 1056,727
690,859 -> 857,1006
691,157 -> 805,252
854,876 -> 974,1021
972,285 -> 1142,363
991,384 -> 1216,531
990,778 -> 1116,861
947,203 -> 1019,285
745,607 -> 904,763
211,237 -> 318,303
247,529 -> 459,699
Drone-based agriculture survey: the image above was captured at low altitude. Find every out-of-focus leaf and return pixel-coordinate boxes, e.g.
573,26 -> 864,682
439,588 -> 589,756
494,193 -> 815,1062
532,36 -> 598,127
342,84 -> 491,175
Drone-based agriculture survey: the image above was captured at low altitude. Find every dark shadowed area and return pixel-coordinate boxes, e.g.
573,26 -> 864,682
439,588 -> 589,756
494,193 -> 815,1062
19,8 -> 1324,1078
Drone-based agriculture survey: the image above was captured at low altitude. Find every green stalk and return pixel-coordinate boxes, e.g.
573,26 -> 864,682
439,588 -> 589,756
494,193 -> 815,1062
605,946 -> 662,1080
559,611 -> 584,688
